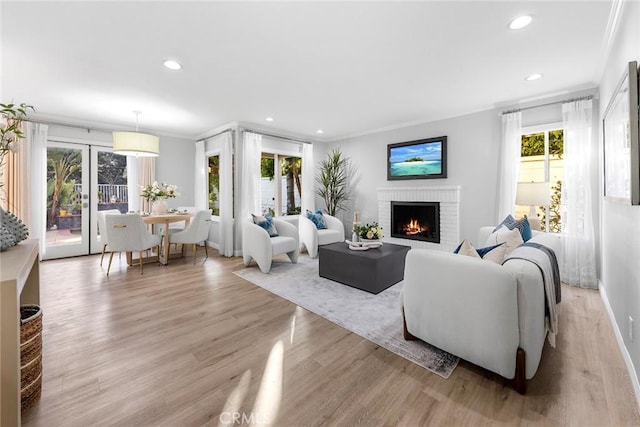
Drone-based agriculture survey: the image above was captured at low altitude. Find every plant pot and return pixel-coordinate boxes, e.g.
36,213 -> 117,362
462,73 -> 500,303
152,199 -> 169,215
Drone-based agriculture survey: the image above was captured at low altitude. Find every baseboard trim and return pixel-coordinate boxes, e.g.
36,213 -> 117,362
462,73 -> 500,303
599,280 -> 640,411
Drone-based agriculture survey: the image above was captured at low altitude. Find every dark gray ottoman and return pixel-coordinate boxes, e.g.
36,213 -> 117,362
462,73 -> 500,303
318,242 -> 411,294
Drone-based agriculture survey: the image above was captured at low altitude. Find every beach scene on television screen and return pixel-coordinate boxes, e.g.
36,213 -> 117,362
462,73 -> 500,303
390,141 -> 442,176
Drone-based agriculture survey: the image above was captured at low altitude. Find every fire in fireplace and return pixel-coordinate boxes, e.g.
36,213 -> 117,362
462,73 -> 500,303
391,201 -> 440,243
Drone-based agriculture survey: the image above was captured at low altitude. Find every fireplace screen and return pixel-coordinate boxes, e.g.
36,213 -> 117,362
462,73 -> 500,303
390,201 -> 440,243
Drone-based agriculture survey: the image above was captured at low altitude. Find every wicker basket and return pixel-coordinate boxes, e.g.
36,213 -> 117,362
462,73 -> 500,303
20,304 -> 42,412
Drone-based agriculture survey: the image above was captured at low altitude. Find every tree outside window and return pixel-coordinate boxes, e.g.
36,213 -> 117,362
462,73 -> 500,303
208,155 -> 220,216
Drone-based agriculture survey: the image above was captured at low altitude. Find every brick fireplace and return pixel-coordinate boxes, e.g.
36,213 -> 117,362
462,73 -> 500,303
378,186 -> 460,251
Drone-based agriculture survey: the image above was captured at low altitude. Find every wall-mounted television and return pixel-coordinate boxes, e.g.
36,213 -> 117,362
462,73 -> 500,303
387,136 -> 447,180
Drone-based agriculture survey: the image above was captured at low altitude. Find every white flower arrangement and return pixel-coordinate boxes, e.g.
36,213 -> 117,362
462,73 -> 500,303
140,181 -> 180,202
355,221 -> 383,240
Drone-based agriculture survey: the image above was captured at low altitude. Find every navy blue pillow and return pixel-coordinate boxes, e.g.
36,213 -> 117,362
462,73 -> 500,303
305,209 -> 327,230
494,215 -> 532,242
252,213 -> 279,237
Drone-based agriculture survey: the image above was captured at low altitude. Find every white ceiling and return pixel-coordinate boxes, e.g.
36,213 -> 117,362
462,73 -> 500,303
1,1 -> 612,141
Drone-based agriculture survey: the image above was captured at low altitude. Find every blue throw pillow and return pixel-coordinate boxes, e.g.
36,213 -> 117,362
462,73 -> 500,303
494,215 -> 532,242
252,213 -> 279,237
305,209 -> 327,230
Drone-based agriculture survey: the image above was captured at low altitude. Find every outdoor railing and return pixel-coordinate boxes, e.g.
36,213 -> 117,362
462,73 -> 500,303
74,184 -> 128,203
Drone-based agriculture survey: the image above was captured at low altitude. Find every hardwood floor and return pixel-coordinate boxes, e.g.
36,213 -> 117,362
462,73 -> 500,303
21,250 -> 640,426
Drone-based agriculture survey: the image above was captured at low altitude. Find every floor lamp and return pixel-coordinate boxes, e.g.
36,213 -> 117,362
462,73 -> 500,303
516,182 -> 550,231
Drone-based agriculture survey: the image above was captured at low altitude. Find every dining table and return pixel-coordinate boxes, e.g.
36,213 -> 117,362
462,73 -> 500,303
132,212 -> 193,265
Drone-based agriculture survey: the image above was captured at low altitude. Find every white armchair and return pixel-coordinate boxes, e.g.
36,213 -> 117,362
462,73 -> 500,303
299,213 -> 345,258
242,217 -> 299,273
168,210 -> 212,264
104,214 -> 162,276
96,209 -> 121,266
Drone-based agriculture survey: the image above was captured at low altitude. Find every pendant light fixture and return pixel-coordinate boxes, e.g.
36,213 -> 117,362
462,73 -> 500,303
113,110 -> 159,157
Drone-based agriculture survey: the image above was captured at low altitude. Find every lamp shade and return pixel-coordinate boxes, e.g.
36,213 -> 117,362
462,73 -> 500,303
112,131 -> 159,157
516,181 -> 550,206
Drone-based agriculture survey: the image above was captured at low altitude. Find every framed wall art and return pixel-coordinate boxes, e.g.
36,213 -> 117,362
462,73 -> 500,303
603,60 -> 640,205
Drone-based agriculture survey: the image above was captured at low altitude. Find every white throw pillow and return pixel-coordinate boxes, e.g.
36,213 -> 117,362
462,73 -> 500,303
485,226 -> 523,258
458,240 -> 481,259
481,244 -> 508,264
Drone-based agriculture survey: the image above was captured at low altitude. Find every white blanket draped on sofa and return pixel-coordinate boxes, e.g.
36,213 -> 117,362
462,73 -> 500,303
503,242 -> 561,347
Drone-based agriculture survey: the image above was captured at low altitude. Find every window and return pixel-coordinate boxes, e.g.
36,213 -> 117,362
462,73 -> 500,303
518,127 -> 563,232
260,153 -> 302,216
208,155 -> 220,216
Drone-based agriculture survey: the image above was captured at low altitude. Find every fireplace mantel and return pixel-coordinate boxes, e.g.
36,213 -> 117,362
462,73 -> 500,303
377,185 -> 460,251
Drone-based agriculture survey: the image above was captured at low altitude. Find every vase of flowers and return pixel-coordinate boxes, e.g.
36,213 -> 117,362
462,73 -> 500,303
355,221 -> 383,241
140,181 -> 179,215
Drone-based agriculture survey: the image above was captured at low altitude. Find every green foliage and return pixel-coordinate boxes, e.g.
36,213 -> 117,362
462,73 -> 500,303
208,155 -> 220,215
521,133 -> 544,157
282,157 -> 301,215
316,149 -> 350,216
261,157 -> 274,180
47,148 -> 81,228
406,157 -> 423,162
521,130 -> 564,158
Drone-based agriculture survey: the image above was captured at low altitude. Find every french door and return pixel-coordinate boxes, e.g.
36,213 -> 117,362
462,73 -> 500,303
44,141 -> 90,259
44,142 -> 129,260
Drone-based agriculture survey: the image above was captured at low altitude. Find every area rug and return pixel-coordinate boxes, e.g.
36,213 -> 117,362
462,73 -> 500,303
234,256 -> 459,378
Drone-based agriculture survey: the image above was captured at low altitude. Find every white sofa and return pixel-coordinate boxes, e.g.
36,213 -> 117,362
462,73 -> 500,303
298,213 -> 345,258
242,217 -> 299,273
402,227 -> 561,393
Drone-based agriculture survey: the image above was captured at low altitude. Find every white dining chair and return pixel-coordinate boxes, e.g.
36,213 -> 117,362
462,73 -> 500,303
168,210 -> 212,264
96,209 -> 121,266
104,213 -> 162,276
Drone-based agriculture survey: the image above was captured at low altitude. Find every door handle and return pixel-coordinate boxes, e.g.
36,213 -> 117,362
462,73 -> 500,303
82,202 -> 88,208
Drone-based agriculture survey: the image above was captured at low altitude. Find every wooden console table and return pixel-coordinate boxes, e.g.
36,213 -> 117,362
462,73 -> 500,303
0,239 -> 40,426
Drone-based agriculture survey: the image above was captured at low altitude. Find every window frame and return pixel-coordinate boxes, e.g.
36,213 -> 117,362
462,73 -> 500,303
520,122 -> 563,233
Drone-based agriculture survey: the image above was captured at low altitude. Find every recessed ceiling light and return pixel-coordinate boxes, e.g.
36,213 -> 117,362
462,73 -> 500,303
163,60 -> 182,70
525,73 -> 543,81
509,15 -> 533,30
265,117 -> 274,122
316,129 -> 324,134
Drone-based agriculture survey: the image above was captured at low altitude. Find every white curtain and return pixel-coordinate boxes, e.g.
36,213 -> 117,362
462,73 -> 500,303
194,141 -> 207,210
219,131 -> 234,257
26,123 -> 48,256
240,132 -> 262,222
301,142 -> 315,213
497,112 -> 522,221
126,158 -> 139,212
561,99 -> 597,288
126,157 -> 155,213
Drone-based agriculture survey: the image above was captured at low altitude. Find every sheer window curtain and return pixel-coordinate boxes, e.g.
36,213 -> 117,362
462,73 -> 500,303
4,122 -> 48,256
301,142 -> 315,212
240,132 -> 262,222
219,131 -> 234,257
136,158 -> 156,213
194,141 -> 207,210
497,112 -> 522,221
561,99 -> 597,288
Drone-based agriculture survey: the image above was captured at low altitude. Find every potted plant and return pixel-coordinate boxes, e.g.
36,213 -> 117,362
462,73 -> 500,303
316,148 -> 350,216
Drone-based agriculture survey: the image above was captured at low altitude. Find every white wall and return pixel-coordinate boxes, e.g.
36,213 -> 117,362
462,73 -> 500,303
155,135 -> 195,209
328,109 -> 501,242
598,0 -> 640,395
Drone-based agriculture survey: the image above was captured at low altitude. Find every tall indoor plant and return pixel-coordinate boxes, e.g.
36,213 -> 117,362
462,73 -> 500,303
316,148 -> 350,216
